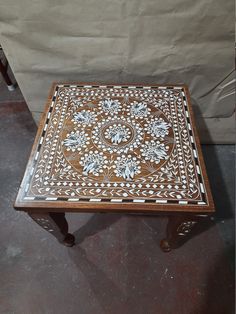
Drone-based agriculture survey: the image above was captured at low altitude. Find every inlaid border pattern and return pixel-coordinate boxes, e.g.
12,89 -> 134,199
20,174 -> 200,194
23,84 -> 208,206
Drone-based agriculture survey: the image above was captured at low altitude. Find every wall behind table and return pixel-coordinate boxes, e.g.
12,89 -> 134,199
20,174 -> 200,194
0,0 -> 235,143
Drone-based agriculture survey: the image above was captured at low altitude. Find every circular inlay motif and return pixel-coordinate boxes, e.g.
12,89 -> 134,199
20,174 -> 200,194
104,124 -> 131,145
80,151 -> 107,176
98,98 -> 121,115
144,117 -> 171,138
61,95 -> 175,181
91,116 -> 144,154
62,131 -> 90,152
72,110 -> 97,126
114,155 -> 141,180
126,101 -> 151,118
140,140 -> 169,164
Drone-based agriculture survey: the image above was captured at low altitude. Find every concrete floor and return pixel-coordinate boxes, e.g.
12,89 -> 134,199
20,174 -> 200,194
0,76 -> 235,314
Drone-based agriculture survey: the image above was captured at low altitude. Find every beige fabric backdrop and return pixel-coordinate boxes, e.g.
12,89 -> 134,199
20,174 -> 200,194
0,0 -> 235,143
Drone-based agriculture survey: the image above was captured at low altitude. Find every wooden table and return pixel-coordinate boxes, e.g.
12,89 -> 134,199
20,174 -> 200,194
14,83 -> 214,252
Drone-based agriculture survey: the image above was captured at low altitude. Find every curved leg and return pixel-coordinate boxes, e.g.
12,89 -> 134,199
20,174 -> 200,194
160,215 -> 202,252
29,212 -> 75,247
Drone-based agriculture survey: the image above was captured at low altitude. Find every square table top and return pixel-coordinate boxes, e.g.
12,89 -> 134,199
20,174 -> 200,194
15,83 -> 214,213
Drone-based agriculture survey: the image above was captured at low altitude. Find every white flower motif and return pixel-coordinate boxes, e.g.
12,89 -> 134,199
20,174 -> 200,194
73,110 -> 97,125
145,118 -> 171,138
62,131 -> 89,152
114,155 -> 141,180
91,116 -> 143,154
80,151 -> 107,176
104,124 -> 131,145
99,98 -> 121,114
129,101 -> 150,118
140,140 -> 169,164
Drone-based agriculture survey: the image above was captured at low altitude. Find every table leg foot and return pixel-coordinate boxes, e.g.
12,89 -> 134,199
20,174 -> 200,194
160,239 -> 171,252
63,233 -> 75,247
29,212 -> 74,246
160,215 -> 205,252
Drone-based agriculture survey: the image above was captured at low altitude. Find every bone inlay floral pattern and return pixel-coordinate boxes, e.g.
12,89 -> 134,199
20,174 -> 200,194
23,84 -> 209,206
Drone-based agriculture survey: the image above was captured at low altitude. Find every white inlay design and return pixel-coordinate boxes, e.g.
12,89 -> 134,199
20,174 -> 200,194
177,221 -> 197,236
24,85 -> 208,206
62,131 -> 89,152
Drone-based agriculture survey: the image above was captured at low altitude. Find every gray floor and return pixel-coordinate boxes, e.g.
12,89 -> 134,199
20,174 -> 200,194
0,73 -> 235,313
202,145 -> 235,268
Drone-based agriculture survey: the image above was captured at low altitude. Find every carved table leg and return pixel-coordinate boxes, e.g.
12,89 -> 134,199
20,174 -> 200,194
28,212 -> 75,247
160,215 -> 205,252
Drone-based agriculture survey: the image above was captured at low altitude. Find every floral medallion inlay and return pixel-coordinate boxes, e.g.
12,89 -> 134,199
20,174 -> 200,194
62,131 -> 89,152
